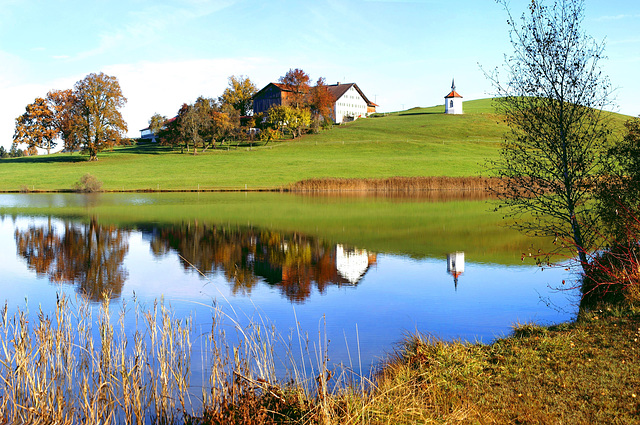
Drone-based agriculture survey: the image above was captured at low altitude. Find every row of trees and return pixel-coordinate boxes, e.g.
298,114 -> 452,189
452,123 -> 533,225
12,72 -> 127,160
0,144 -> 27,158
10,68 -> 333,159
149,69 -> 335,152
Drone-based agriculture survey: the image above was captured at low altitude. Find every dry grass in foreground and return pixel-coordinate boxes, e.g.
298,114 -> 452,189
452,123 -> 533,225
286,176 -> 501,193
0,294 -> 326,425
333,305 -> 639,424
1,293 -> 638,424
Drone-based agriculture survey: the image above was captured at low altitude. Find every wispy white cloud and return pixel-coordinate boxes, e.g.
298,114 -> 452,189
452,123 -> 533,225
363,0 -> 436,3
594,14 -> 640,22
72,0 -> 239,61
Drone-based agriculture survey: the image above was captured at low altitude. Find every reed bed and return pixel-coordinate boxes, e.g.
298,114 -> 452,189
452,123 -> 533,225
290,189 -> 495,202
0,293 -> 339,424
285,176 -> 502,193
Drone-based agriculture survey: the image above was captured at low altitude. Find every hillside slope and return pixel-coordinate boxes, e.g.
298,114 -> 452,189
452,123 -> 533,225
0,99 -> 629,192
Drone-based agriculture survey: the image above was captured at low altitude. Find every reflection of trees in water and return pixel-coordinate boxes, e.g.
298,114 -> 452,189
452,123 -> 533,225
15,217 -> 129,301
149,223 -> 376,303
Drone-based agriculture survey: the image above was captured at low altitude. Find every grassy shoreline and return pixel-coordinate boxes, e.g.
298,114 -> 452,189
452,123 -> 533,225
299,304 -> 638,425
1,292 -> 637,424
0,175 -> 501,194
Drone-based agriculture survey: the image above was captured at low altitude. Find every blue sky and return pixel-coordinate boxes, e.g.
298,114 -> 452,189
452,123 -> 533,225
0,0 -> 638,149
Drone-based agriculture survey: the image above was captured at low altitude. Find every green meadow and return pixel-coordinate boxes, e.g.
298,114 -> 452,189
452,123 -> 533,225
0,99 -> 512,191
0,98 -> 630,192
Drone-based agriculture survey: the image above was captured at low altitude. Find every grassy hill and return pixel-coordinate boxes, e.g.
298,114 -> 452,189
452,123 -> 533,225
0,99 -> 630,192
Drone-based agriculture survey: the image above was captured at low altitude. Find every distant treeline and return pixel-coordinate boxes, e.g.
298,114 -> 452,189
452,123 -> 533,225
0,145 -> 26,159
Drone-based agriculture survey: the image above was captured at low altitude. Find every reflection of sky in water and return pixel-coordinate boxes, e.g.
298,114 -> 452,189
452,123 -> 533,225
0,193 -> 162,208
0,215 -> 579,373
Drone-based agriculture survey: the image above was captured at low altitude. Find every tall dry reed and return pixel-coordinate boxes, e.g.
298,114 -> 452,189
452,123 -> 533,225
285,176 -> 503,193
0,293 -> 329,424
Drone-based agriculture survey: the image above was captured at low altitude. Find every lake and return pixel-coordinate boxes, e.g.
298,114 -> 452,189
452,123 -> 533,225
0,192 -> 579,376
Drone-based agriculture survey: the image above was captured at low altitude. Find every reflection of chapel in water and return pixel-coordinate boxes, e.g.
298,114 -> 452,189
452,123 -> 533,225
447,251 -> 465,289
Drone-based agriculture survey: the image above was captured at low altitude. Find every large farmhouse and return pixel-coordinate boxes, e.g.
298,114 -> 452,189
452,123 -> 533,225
252,81 -> 377,124
326,83 -> 378,124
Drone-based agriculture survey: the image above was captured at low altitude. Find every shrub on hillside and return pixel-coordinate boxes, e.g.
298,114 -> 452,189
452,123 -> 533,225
73,173 -> 103,193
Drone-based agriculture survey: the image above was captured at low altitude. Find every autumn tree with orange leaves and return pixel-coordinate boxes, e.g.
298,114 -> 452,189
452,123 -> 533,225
308,77 -> 334,131
46,89 -> 80,152
14,73 -> 127,160
72,72 -> 128,161
13,97 -> 57,155
279,68 -> 311,109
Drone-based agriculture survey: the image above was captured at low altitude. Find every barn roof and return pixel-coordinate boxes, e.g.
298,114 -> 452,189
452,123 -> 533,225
253,81 -> 378,107
252,82 -> 298,100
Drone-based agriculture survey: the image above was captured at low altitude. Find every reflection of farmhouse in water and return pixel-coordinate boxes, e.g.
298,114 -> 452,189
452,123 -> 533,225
14,219 -> 379,304
447,251 -> 465,289
335,244 -> 377,285
145,223 -> 377,303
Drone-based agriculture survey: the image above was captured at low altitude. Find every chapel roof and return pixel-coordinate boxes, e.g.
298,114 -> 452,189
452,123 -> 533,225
445,90 -> 463,98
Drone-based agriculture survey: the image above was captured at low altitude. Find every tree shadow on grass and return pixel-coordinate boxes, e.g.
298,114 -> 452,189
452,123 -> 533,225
0,155 -> 88,164
399,111 -> 443,117
114,143 -> 175,155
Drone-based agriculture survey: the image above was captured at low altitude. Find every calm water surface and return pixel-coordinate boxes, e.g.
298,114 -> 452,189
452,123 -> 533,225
0,193 -> 579,373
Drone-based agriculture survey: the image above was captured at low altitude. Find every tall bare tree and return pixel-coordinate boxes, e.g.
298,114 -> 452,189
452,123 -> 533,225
488,0 -> 613,268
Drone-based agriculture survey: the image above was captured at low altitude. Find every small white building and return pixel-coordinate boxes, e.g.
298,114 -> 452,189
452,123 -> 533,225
335,244 -> 376,285
447,251 -> 465,289
139,127 -> 157,143
444,79 -> 463,115
327,83 -> 378,124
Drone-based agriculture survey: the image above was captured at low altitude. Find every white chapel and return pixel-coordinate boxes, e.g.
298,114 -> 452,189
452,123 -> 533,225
444,79 -> 463,115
